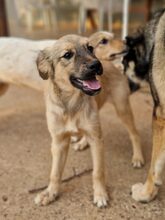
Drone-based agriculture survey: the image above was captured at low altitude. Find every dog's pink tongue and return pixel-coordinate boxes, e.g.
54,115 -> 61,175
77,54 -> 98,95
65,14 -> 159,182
83,79 -> 101,90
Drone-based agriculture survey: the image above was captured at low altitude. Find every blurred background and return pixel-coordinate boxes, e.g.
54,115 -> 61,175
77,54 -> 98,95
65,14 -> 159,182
0,0 -> 164,40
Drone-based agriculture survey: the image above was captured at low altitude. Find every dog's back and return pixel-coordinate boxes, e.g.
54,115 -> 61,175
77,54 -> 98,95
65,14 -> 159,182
150,10 -> 165,110
0,37 -> 55,91
123,8 -> 165,93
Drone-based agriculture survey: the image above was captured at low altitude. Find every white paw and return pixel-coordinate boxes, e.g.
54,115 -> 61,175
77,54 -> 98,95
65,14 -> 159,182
72,136 -> 88,151
131,182 -> 158,202
94,192 -> 109,208
132,156 -> 144,168
71,136 -> 79,143
73,142 -> 88,151
34,189 -> 58,206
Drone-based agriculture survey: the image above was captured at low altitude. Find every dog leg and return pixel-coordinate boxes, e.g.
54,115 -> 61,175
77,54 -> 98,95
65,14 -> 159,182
35,134 -> 70,206
114,99 -> 144,168
71,135 -> 89,151
132,117 -> 165,202
87,130 -> 109,207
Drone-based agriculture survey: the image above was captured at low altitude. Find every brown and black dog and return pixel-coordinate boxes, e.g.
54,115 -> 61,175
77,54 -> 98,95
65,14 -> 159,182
122,9 -> 165,202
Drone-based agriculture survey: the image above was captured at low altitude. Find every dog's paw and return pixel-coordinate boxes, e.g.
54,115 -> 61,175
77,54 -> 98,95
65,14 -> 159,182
131,182 -> 158,202
34,188 -> 58,206
73,142 -> 89,151
93,191 -> 109,208
72,136 -> 89,151
132,156 -> 144,168
71,135 -> 79,143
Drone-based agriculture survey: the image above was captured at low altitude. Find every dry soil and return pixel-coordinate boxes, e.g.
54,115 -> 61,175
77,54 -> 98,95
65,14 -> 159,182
0,85 -> 165,220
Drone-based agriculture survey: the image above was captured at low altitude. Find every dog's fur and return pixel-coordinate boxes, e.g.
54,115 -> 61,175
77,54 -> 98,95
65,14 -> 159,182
0,37 -> 55,92
122,9 -> 165,202
89,31 -> 144,168
89,31 -> 124,61
123,9 -> 165,93
34,34 -> 110,207
89,31 -> 126,71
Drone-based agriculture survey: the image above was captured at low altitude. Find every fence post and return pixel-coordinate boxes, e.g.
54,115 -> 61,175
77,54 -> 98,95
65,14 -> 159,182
0,0 -> 8,36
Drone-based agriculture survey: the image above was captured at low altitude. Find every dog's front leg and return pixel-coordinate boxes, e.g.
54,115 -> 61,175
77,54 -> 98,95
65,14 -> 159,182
87,128 -> 109,208
35,134 -> 70,206
113,98 -> 144,168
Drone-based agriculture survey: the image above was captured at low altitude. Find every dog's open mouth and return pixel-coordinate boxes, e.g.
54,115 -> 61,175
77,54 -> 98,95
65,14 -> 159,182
109,50 -> 128,61
70,76 -> 101,96
78,78 -> 101,90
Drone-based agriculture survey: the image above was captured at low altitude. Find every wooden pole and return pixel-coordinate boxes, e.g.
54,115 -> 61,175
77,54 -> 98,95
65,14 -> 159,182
146,0 -> 153,21
0,0 -> 8,36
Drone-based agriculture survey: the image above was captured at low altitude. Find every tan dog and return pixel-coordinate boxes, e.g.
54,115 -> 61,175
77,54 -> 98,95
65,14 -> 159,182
34,34 -> 109,208
89,31 -> 144,168
89,31 -> 125,61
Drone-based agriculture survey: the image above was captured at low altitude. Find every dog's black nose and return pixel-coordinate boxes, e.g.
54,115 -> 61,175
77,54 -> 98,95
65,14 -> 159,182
88,60 -> 101,70
87,60 -> 103,75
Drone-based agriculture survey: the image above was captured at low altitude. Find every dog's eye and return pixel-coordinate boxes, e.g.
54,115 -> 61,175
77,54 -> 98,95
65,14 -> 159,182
87,45 -> 94,53
100,38 -> 108,45
63,51 -> 74,60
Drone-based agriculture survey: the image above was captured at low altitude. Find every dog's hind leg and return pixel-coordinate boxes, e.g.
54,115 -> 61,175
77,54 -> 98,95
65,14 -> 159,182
131,116 -> 165,202
113,98 -> 144,168
0,82 -> 9,96
71,135 -> 89,151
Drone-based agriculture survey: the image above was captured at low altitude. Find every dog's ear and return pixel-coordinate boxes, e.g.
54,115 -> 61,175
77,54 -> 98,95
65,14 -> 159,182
36,49 -> 54,80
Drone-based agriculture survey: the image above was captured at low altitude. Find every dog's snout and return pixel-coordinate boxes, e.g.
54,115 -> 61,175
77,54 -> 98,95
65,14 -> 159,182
87,60 -> 103,75
88,60 -> 101,70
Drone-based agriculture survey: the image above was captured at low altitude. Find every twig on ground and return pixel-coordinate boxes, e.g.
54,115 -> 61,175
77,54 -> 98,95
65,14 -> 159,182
28,168 -> 92,194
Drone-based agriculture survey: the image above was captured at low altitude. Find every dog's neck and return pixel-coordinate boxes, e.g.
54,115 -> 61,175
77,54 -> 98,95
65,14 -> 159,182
50,81 -> 90,115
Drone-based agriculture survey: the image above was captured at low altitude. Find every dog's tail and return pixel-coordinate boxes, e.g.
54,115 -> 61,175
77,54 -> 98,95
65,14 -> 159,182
0,82 -> 9,96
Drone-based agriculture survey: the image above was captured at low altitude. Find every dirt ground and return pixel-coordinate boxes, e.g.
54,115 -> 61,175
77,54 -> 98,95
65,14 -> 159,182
0,85 -> 165,220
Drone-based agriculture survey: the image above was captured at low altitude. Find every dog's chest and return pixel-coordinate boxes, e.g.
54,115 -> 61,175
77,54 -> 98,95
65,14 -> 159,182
64,114 -> 83,135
